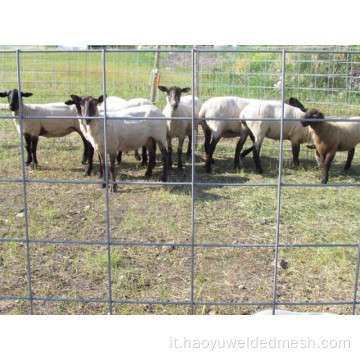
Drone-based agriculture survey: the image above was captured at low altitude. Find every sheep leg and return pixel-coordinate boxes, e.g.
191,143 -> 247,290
134,149 -> 141,161
234,131 -> 250,170
116,151 -> 122,164
186,135 -> 192,159
252,141 -> 263,174
99,153 -> 106,188
145,138 -> 156,178
84,143 -> 94,176
24,134 -> 32,166
291,142 -> 300,168
167,137 -> 173,169
109,153 -> 117,192
141,146 -> 148,166
30,136 -> 39,170
240,128 -> 255,159
205,136 -> 220,173
149,141 -> 156,170
177,135 -> 186,170
321,152 -> 335,184
344,148 -> 355,170
315,149 -> 322,168
98,153 -> 104,178
157,142 -> 168,182
203,128 -> 213,162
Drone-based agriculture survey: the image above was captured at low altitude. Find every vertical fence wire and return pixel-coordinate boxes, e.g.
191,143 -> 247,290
190,48 -> 196,315
16,49 -> 33,314
101,49 -> 113,315
352,235 -> 360,314
271,50 -> 286,315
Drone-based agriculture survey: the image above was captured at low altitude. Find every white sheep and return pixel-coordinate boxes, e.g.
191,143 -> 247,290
66,95 -> 168,191
100,97 -> 153,164
199,96 -> 311,173
238,101 -> 318,174
198,96 -> 254,173
98,96 -> 127,112
99,97 -> 152,113
158,86 -> 203,170
0,89 -> 91,172
301,115 -> 360,184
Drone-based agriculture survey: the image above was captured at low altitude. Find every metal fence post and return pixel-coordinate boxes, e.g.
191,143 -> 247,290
271,49 -> 286,315
101,49 -> 113,315
16,49 -> 34,314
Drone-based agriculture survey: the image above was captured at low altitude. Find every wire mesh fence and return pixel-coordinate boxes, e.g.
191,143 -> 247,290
0,46 -> 360,315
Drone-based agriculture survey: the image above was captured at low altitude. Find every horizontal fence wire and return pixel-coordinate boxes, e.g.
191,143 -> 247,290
0,46 -> 359,315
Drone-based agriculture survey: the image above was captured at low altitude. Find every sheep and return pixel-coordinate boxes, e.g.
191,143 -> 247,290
237,101 -> 320,174
98,96 -> 127,112
200,96 -> 310,173
65,95 -> 168,192
100,97 -> 153,164
198,96 -> 256,173
0,89 -> 91,172
301,115 -> 360,184
158,85 -> 203,170
179,94 -> 204,153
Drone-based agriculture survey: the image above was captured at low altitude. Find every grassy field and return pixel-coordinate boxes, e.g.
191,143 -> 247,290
1,47 -> 360,315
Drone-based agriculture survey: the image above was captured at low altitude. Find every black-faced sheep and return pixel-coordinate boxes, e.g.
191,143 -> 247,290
66,95 -> 168,192
158,85 -> 203,170
0,89 -> 91,171
237,101 -> 318,173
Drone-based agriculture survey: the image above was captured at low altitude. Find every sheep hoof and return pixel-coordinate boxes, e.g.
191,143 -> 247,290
101,183 -> 106,188
111,185 -> 117,193
145,171 -> 152,178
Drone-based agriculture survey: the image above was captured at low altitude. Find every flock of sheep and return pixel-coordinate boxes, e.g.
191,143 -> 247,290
1,86 -> 360,189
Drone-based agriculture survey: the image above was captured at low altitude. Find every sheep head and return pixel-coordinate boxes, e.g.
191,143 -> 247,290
65,95 -> 103,124
158,85 -> 191,110
0,89 -> 33,112
285,97 -> 307,112
301,108 -> 324,127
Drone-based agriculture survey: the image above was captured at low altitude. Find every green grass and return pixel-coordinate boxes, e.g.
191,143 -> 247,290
1,47 -> 360,314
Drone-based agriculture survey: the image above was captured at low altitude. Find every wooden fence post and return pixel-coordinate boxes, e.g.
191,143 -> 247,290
150,45 -> 161,104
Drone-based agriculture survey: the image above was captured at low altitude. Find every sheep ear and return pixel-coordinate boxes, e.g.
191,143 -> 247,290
97,95 -> 104,104
181,87 -> 191,93
21,92 -> 33,97
65,100 -> 75,106
158,86 -> 168,93
70,95 -> 81,103
0,92 -> 7,97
